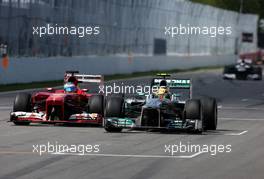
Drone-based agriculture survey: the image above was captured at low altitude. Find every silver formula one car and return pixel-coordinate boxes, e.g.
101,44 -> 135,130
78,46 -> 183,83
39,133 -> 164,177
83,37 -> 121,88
223,59 -> 262,80
103,74 -> 218,133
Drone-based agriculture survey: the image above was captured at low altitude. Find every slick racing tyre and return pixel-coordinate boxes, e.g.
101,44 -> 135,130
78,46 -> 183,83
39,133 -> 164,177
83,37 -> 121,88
223,66 -> 236,80
254,67 -> 262,80
104,96 -> 124,118
13,93 -> 31,125
13,121 -> 30,126
13,93 -> 31,112
223,66 -> 235,74
184,99 -> 201,120
104,122 -> 123,133
258,68 -> 262,80
184,99 -> 203,133
88,94 -> 104,115
104,96 -> 124,132
200,97 -> 217,130
224,65 -> 236,74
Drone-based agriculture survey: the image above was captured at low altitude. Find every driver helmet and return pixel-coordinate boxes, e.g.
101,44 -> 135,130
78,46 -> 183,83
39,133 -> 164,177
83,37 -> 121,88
157,87 -> 167,95
159,80 -> 167,87
157,80 -> 169,96
67,76 -> 78,86
64,82 -> 77,93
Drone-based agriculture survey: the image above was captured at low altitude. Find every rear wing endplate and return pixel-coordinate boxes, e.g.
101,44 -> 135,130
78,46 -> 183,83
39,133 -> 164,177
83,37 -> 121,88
64,71 -> 104,84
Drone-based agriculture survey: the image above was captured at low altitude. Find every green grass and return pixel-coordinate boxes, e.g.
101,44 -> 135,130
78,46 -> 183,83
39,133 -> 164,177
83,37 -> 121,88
0,80 -> 63,92
104,66 -> 222,81
0,66 -> 222,92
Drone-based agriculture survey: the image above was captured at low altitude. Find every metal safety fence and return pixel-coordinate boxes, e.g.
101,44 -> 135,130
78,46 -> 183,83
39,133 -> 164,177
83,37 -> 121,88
0,0 -> 258,57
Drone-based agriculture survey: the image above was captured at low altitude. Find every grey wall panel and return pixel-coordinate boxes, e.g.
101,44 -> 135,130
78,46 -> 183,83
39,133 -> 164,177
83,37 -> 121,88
0,55 -> 235,84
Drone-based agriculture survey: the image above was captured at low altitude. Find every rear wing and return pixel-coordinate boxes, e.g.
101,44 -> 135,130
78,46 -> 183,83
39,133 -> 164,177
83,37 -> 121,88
156,73 -> 171,78
64,71 -> 104,84
152,78 -> 192,98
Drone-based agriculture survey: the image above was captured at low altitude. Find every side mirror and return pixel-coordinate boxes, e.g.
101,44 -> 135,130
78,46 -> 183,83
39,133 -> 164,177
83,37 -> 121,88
137,92 -> 145,96
46,88 -> 54,92
82,89 -> 89,92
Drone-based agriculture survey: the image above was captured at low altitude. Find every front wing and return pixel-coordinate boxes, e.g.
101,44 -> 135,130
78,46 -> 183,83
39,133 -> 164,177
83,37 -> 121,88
223,72 -> 260,80
10,112 -> 103,124
104,117 -> 202,131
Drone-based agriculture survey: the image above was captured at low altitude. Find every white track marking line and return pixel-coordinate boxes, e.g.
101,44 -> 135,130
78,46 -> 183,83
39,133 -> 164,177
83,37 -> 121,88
0,150 -> 205,159
224,130 -> 248,136
187,151 -> 205,158
51,151 -> 205,159
218,106 -> 264,110
219,117 -> 264,121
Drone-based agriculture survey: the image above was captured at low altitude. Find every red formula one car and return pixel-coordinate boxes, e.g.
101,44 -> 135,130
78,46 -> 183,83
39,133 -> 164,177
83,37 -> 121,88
10,71 -> 104,126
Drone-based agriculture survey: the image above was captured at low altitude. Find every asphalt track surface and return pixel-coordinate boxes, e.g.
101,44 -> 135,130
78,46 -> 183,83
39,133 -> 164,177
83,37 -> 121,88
0,69 -> 264,179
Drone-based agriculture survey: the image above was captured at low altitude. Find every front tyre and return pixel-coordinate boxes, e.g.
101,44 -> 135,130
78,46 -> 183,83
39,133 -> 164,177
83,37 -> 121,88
104,96 -> 124,118
13,93 -> 31,112
184,99 -> 203,133
104,96 -> 124,132
13,121 -> 30,126
13,93 -> 31,125
104,121 -> 123,133
200,97 -> 217,130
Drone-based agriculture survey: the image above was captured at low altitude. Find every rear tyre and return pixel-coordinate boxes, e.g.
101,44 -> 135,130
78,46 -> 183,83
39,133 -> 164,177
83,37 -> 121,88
108,93 -> 125,98
13,93 -> 31,125
256,67 -> 262,80
88,95 -> 104,115
200,97 -> 217,130
104,96 -> 124,132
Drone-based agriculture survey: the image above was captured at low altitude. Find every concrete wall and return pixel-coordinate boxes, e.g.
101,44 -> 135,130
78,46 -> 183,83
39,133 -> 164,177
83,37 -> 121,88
0,55 -> 236,84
